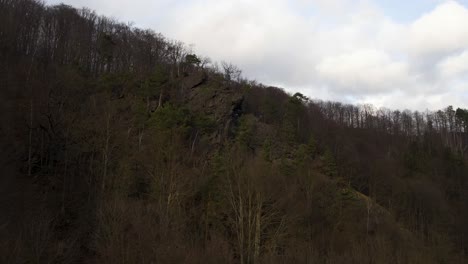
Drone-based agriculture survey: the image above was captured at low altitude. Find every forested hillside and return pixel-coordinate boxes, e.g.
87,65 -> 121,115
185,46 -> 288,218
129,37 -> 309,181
1,1 -> 467,263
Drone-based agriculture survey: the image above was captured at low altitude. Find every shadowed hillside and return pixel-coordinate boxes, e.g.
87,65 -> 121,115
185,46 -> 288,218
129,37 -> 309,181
0,1 -> 467,263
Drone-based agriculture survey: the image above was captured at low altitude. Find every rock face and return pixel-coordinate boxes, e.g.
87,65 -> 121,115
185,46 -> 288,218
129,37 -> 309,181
187,78 -> 244,144
180,72 -> 207,91
147,72 -> 207,112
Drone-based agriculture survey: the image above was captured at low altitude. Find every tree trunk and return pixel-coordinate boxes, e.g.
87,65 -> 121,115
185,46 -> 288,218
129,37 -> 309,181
157,89 -> 163,110
28,99 -> 33,177
254,193 -> 262,263
102,112 -> 111,194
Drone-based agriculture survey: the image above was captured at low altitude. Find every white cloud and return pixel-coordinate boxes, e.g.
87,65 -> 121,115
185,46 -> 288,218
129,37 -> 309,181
43,0 -> 468,110
407,1 -> 468,57
316,49 -> 409,94
438,50 -> 468,77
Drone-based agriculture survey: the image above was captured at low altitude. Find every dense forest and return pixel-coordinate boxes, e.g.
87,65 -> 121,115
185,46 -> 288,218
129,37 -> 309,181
0,0 -> 467,263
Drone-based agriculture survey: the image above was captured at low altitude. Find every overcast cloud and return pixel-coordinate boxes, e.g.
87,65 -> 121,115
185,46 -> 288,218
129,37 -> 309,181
44,0 -> 468,110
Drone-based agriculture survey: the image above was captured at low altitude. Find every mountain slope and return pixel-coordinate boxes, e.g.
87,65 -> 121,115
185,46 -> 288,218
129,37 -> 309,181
1,1 -> 467,263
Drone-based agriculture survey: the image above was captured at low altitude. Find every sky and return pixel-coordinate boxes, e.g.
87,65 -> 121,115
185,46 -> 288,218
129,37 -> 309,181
44,0 -> 468,110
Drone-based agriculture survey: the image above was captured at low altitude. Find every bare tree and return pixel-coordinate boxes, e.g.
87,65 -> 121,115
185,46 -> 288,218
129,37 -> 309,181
221,61 -> 242,84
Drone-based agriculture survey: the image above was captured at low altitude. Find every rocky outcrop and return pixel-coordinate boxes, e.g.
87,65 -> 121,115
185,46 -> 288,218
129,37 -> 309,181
187,79 -> 244,144
180,71 -> 206,90
147,72 -> 207,112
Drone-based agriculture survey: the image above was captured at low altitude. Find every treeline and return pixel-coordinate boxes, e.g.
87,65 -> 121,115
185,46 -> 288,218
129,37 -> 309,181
1,0 -> 467,263
315,101 -> 468,153
1,0 -> 194,77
